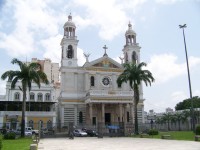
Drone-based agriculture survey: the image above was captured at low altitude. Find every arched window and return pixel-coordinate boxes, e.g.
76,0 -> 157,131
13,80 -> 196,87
47,120 -> 52,129
45,93 -> 50,101
37,93 -> 43,101
79,111 -> 83,124
38,120 -> 43,129
30,93 -> 35,101
132,51 -> 137,64
90,76 -> 95,86
28,120 -> 34,129
67,45 -> 73,59
14,92 -> 20,101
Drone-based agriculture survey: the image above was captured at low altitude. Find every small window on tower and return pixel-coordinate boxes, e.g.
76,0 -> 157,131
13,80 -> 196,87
132,51 -> 137,64
125,53 -> 128,63
67,45 -> 73,59
90,76 -> 95,86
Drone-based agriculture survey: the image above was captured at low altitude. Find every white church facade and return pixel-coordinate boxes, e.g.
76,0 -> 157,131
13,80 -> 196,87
58,14 -> 145,128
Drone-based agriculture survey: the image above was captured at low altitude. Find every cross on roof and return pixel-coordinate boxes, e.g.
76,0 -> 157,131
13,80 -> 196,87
103,45 -> 108,56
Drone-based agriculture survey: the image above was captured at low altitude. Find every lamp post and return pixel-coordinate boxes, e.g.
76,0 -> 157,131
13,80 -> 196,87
179,24 -> 195,131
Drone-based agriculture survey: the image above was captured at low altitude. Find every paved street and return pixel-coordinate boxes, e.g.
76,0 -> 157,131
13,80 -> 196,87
38,137 -> 200,150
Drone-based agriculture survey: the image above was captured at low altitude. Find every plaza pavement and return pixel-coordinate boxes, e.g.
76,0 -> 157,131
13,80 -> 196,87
38,137 -> 200,150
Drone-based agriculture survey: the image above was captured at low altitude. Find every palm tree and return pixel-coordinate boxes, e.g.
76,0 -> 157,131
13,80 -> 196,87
1,58 -> 49,137
162,113 -> 172,131
174,112 -> 183,131
117,62 -> 154,135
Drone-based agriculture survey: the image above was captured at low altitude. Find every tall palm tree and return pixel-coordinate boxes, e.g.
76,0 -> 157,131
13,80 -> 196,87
117,62 -> 154,135
1,58 -> 49,137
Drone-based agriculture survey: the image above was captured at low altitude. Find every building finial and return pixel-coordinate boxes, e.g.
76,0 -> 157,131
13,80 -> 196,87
83,53 -> 90,62
68,12 -> 72,21
128,21 -> 132,29
103,45 -> 108,56
119,56 -> 124,64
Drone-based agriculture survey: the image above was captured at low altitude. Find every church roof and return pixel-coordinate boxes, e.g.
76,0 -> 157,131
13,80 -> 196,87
83,55 -> 123,70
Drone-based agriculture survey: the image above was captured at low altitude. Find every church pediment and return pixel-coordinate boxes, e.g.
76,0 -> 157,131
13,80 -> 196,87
83,56 -> 123,70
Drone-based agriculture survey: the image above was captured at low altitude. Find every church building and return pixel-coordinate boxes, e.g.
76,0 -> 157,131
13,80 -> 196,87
58,14 -> 144,128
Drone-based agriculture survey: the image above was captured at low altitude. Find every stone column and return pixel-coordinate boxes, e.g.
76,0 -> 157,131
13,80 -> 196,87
124,104 -> 127,124
130,103 -> 134,124
85,72 -> 89,91
89,103 -> 93,125
112,74 -> 117,91
96,73 -> 100,90
74,105 -> 78,126
101,103 -> 105,124
119,104 -> 122,122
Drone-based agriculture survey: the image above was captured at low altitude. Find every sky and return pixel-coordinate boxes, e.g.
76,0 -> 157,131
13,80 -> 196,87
0,0 -> 200,113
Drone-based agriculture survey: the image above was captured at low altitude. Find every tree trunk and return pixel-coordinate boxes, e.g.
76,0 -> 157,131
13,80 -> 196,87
21,84 -> 26,137
133,84 -> 139,135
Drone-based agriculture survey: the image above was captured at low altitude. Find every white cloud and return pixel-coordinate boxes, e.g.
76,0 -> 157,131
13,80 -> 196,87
147,54 -> 200,84
73,0 -> 129,40
155,0 -> 183,4
193,90 -> 200,97
171,91 -> 187,102
42,34 -> 62,63
0,0 -> 63,57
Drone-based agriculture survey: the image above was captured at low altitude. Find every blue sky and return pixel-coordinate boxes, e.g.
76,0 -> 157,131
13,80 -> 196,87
0,0 -> 200,112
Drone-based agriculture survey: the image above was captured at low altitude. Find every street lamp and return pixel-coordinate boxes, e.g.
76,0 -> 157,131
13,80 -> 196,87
179,24 -> 195,131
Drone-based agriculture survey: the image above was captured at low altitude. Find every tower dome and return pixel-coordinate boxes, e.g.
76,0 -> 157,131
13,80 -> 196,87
63,14 -> 76,38
125,22 -> 136,45
64,14 -> 76,28
125,22 -> 136,36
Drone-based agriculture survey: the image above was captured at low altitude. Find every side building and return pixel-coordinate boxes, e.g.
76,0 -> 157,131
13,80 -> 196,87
0,58 -> 60,130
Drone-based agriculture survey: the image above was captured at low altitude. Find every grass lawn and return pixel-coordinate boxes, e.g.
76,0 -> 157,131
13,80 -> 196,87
137,131 -> 197,141
2,137 -> 32,150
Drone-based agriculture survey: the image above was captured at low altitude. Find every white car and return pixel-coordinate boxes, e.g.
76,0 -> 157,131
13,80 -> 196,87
25,130 -> 32,136
73,129 -> 87,137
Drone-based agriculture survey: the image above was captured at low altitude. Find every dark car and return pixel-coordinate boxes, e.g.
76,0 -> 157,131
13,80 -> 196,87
86,129 -> 98,137
82,128 -> 98,137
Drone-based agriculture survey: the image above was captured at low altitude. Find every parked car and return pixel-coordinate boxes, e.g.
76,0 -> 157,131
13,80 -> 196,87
14,129 -> 32,136
86,129 -> 98,137
82,128 -> 98,137
25,127 -> 39,135
25,130 -> 32,136
73,129 -> 87,137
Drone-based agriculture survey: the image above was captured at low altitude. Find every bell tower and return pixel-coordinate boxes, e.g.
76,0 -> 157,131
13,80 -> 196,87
61,14 -> 79,67
122,22 -> 141,64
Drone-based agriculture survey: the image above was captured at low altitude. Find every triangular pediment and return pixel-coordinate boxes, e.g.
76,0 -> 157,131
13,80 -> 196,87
83,56 -> 123,70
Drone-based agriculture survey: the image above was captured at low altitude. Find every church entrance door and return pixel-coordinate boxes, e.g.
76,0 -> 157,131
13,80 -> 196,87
105,113 -> 111,125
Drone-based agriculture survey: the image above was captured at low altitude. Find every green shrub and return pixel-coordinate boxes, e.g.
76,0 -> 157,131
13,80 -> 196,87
0,135 -> 2,150
195,125 -> 200,135
148,129 -> 159,135
4,132 -> 16,140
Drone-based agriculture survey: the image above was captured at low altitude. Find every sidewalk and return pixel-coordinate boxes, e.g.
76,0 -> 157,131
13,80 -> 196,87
38,137 -> 200,150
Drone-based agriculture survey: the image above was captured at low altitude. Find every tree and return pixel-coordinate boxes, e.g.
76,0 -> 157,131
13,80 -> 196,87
117,62 -> 154,135
162,113 -> 172,131
175,96 -> 200,110
1,58 -> 49,137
